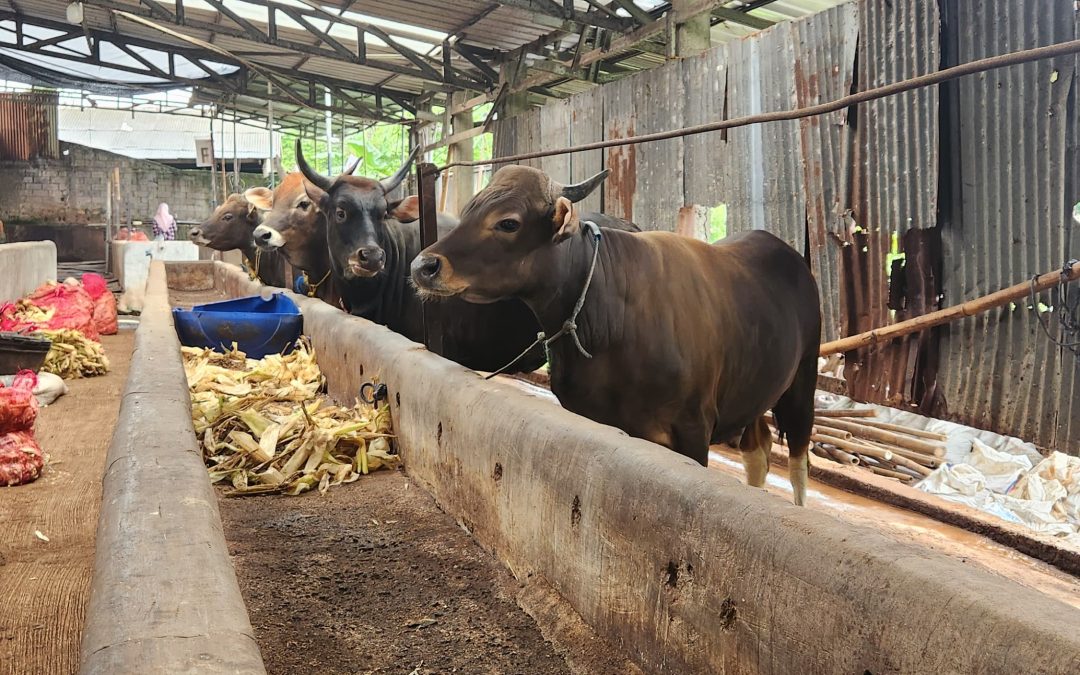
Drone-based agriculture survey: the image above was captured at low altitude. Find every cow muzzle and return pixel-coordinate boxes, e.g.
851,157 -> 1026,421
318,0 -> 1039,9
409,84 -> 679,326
189,227 -> 209,245
347,245 -> 385,277
253,225 -> 285,249
410,253 -> 466,298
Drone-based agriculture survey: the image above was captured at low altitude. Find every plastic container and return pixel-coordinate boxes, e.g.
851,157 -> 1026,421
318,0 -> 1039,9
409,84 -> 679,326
172,293 -> 303,359
0,332 -> 52,376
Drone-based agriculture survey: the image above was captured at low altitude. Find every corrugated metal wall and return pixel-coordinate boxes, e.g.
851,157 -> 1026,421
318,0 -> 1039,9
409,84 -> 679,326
937,0 -> 1080,452
0,91 -> 59,161
492,0 -> 1080,453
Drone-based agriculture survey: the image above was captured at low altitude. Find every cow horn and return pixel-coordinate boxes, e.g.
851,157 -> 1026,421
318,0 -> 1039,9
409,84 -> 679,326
294,139 -> 332,191
343,156 -> 363,176
380,145 -> 421,194
558,169 -> 610,203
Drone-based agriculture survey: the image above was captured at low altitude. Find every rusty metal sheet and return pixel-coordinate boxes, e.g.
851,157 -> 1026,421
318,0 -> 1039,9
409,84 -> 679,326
681,42 -> 728,218
603,60 -> 685,230
845,0 -> 940,407
715,37 -> 756,236
0,91 -> 58,160
791,3 -> 859,343
568,86 -> 604,215
538,98 -> 572,185
936,0 -> 1079,454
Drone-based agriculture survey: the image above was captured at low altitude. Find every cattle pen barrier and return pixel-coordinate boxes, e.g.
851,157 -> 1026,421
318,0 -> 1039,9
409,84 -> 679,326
162,260 -> 1080,674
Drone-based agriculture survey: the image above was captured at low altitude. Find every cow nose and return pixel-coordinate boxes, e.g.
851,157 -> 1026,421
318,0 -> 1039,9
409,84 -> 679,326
188,228 -> 202,240
357,246 -> 384,264
414,254 -> 441,280
255,228 -> 272,243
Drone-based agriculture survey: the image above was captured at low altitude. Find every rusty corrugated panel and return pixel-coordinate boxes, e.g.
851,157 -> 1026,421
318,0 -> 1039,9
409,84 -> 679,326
603,60 -> 685,230
568,86 -> 605,215
717,38 -> 758,236
791,3 -> 859,342
681,42 -> 729,220
538,98 -> 572,184
756,25 -> 807,251
0,91 -> 58,161
937,0 -> 1079,454
845,0 -> 940,407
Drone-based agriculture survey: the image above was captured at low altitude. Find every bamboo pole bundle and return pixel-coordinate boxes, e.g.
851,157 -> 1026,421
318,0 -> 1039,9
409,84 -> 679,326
762,404 -> 949,483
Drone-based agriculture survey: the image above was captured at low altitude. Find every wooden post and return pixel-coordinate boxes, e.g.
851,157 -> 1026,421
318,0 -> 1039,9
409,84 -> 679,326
417,162 -> 443,356
820,260 -> 1080,356
672,0 -> 711,57
449,91 -> 475,216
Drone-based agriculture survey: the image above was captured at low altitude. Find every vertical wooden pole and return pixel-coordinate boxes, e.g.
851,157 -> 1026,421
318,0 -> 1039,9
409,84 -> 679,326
417,162 -> 442,356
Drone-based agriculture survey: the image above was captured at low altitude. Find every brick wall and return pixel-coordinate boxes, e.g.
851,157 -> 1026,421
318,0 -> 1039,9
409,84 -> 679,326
0,141 -> 264,226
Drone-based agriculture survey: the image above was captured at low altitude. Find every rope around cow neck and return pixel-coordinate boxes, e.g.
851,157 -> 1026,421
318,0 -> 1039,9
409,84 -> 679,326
244,247 -> 262,282
483,220 -> 602,381
303,268 -> 333,297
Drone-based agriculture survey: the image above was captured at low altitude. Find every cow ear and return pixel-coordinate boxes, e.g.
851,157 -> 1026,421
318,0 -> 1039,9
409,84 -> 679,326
552,196 -> 579,243
244,187 -> 273,211
387,195 -> 420,223
302,180 -> 328,212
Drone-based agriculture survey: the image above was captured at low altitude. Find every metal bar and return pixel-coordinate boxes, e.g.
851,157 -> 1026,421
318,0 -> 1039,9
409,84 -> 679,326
711,7 -> 774,30
610,0 -> 654,25
416,162 -> 442,355
443,37 -> 1080,170
494,0 -> 633,31
78,0 -> 453,86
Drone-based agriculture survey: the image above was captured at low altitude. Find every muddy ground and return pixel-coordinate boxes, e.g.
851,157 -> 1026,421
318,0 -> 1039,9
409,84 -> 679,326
220,470 -> 629,675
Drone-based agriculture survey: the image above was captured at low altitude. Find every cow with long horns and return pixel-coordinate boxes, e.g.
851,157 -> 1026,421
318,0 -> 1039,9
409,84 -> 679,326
293,141 -> 640,373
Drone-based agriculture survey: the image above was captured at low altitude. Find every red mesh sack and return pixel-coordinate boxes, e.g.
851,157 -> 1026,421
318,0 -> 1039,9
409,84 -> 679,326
81,273 -> 108,299
0,370 -> 39,433
27,282 -> 99,341
0,431 -> 44,486
84,274 -> 118,336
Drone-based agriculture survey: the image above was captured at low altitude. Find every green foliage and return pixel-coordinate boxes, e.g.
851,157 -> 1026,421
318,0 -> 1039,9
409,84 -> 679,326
708,204 -> 728,242
278,102 -> 497,184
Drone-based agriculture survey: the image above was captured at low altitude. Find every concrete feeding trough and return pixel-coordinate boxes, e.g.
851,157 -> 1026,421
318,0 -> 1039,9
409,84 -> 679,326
79,259 -> 1080,674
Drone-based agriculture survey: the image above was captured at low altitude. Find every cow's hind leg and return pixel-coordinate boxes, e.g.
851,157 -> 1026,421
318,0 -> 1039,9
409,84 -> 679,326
772,354 -> 817,506
738,417 -> 771,488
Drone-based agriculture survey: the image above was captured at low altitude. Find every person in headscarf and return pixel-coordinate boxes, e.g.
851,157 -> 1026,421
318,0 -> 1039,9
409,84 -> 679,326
152,203 -> 177,241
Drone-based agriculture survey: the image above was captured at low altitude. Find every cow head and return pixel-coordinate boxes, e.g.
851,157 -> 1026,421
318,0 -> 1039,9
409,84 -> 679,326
411,165 -> 608,303
190,190 -> 272,251
251,167 -> 347,271
294,140 -> 420,280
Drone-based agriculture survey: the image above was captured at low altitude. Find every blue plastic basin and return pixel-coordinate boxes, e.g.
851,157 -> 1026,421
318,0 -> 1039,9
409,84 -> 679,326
172,293 -> 303,359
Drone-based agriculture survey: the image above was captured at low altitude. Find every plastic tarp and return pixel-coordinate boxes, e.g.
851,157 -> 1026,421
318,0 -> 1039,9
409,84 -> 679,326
815,392 -> 1080,549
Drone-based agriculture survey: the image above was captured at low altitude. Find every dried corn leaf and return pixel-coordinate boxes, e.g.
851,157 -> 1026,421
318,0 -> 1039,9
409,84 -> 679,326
182,338 -> 396,497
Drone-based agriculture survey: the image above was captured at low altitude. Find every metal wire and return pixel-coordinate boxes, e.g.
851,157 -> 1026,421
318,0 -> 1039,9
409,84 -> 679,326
439,37 -> 1080,172
1030,261 -> 1080,357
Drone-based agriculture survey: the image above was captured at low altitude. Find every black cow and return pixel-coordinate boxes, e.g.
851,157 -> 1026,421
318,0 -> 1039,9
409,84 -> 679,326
294,141 -> 639,374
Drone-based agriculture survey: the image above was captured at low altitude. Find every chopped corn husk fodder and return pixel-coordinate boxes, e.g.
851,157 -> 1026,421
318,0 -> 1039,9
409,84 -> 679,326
38,328 -> 110,378
182,338 -> 396,497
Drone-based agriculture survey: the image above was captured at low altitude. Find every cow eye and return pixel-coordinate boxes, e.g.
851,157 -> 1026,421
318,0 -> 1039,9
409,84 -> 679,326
335,208 -> 347,222
223,213 -> 233,221
298,200 -> 310,210
495,218 -> 520,233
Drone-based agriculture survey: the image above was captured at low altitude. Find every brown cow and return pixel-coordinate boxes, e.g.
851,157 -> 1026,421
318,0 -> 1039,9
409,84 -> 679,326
190,190 -> 291,288
411,166 -> 821,506
249,172 -> 345,306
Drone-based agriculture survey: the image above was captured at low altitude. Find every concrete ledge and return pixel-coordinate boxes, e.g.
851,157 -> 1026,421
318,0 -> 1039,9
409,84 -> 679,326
0,240 -> 57,302
79,261 -> 265,675
218,262 -> 1080,673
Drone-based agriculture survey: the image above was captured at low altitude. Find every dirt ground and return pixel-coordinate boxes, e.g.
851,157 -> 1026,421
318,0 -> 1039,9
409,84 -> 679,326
221,469 -> 629,675
0,329 -> 136,675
